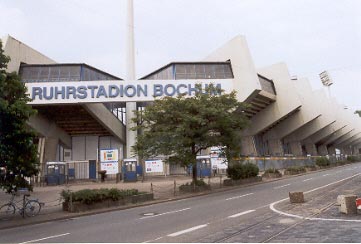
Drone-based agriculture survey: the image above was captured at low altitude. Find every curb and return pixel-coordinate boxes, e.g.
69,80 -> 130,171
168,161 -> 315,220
1,162 -> 359,230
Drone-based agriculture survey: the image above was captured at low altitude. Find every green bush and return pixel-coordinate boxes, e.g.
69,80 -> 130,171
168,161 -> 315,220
264,168 -> 281,174
336,160 -> 347,166
227,163 -> 259,180
346,156 -> 358,163
61,188 -> 139,204
284,166 -> 306,175
305,165 -> 317,171
315,157 -> 330,167
179,179 -> 210,192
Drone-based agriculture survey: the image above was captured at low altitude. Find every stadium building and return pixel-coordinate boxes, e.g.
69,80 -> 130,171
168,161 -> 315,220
2,34 -> 361,181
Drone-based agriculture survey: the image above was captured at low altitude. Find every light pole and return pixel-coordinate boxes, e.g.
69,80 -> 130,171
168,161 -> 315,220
319,71 -> 333,98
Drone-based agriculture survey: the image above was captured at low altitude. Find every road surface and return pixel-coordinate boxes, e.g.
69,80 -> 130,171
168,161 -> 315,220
1,162 -> 361,243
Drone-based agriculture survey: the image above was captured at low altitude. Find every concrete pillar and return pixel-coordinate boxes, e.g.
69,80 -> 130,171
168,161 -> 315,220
289,141 -> 303,156
43,137 -> 59,174
328,146 -> 336,155
317,145 -> 328,156
305,143 -> 318,156
267,139 -> 283,156
125,0 -> 137,158
240,136 -> 257,156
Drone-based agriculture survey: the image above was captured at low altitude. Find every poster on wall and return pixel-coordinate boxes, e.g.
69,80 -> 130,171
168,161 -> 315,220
210,146 -> 228,169
210,157 -> 228,169
100,162 -> 119,174
100,149 -> 119,162
145,160 -> 164,173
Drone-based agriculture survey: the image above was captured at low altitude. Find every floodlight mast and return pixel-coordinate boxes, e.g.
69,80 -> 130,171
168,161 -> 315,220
125,0 -> 137,158
319,71 -> 333,98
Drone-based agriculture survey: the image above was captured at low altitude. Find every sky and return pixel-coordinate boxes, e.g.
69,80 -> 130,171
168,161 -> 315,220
1,0 -> 361,110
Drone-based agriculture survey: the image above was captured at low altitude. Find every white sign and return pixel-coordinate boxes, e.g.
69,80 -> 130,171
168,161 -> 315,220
145,160 -> 164,173
26,79 -> 234,105
211,157 -> 228,169
100,162 -> 119,174
210,146 -> 228,169
100,149 -> 119,162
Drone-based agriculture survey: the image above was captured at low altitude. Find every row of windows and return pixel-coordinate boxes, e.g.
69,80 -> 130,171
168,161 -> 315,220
20,65 -> 117,83
144,63 -> 234,80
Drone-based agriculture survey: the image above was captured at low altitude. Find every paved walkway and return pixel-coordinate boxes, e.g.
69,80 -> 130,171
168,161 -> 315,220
0,174 -> 230,229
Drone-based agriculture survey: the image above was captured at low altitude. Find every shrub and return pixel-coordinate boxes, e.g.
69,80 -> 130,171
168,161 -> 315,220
227,163 -> 259,180
305,165 -> 317,171
284,166 -> 306,175
346,156 -> 358,163
264,168 -> 281,174
315,157 -> 330,167
179,179 -> 210,192
61,188 -> 140,204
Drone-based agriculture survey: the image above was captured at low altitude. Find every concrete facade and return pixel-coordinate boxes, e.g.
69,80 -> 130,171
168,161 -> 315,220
2,33 -> 361,179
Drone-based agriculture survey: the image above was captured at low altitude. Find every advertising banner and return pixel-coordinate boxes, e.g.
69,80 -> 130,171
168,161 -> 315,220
100,162 -> 119,174
145,160 -> 164,173
210,157 -> 228,169
100,149 -> 119,162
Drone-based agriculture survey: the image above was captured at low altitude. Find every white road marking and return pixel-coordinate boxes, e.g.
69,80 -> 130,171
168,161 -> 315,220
227,209 -> 256,218
274,184 -> 291,189
225,193 -> 254,201
139,208 -> 191,219
167,224 -> 208,237
143,236 -> 163,243
303,178 -> 313,182
269,173 -> 361,223
18,233 -> 70,244
322,174 -> 330,176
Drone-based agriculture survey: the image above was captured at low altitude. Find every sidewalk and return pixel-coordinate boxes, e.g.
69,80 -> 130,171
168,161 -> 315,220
0,174 -> 229,230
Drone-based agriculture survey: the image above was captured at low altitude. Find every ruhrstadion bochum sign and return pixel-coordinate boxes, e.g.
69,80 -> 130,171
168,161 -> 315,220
26,79 -> 234,104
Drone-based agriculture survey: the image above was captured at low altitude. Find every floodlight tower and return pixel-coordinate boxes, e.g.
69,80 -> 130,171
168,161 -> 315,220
125,0 -> 137,158
319,70 -> 333,98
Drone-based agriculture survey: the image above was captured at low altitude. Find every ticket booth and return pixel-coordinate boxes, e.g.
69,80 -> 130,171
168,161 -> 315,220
196,156 -> 212,178
46,162 -> 66,185
122,158 -> 137,182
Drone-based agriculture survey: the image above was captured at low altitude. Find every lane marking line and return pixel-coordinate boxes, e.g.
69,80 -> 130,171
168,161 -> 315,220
269,173 -> 361,223
227,209 -> 256,218
322,174 -> 330,176
143,236 -> 163,243
225,193 -> 254,201
303,178 -> 313,182
18,233 -> 70,244
274,184 -> 291,189
167,224 -> 208,237
139,208 -> 191,219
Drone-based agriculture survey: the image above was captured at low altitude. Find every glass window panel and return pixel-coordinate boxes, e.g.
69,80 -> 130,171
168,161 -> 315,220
49,67 -> 60,81
38,67 -> 49,80
176,64 -> 186,74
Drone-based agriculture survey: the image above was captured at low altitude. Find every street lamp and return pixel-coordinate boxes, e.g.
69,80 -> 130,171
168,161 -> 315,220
319,71 -> 333,98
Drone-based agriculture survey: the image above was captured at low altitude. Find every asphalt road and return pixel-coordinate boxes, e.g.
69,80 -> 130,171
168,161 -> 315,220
1,162 -> 361,243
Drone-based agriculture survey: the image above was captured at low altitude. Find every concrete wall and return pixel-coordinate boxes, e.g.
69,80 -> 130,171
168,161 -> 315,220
2,35 -> 56,73
204,35 -> 262,102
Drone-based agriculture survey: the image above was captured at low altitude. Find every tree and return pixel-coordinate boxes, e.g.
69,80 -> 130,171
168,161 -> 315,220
355,110 -> 361,117
132,84 -> 249,183
0,40 -> 39,193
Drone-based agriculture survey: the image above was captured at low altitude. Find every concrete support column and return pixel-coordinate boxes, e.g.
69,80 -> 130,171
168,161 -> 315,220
317,145 -> 328,156
43,137 -> 58,174
126,102 -> 137,158
289,141 -> 302,156
240,136 -> 257,156
343,147 -> 352,155
328,146 -> 336,155
305,143 -> 318,156
268,139 -> 283,156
